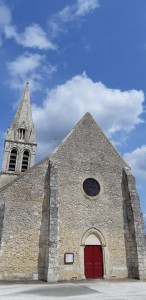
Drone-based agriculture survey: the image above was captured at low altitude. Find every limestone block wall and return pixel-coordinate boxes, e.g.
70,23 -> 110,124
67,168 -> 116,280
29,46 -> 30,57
37,159 -> 59,282
52,114 -> 130,281
51,113 -> 145,281
0,193 -> 5,248
0,112 -> 145,282
122,168 -> 145,280
0,172 -> 18,189
56,164 -> 127,280
144,238 -> 146,279
0,157 -> 49,280
47,159 -> 59,282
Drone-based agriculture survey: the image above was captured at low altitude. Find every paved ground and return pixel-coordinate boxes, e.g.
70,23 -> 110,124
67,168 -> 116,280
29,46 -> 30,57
0,279 -> 146,300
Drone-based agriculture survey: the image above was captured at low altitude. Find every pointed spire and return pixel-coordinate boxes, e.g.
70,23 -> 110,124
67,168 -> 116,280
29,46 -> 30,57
0,82 -> 37,186
6,82 -> 37,144
11,81 -> 31,127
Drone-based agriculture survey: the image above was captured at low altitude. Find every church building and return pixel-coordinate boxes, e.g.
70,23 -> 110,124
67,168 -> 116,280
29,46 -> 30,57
0,83 -> 145,281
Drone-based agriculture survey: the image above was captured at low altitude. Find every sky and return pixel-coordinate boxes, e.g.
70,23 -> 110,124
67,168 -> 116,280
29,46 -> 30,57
0,0 -> 146,228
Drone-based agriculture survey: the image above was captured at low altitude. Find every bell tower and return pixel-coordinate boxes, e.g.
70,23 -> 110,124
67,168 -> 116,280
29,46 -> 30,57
0,82 -> 37,188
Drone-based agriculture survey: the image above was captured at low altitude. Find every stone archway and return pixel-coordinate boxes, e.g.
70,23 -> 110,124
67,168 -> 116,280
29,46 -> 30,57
79,228 -> 106,279
81,228 -> 106,246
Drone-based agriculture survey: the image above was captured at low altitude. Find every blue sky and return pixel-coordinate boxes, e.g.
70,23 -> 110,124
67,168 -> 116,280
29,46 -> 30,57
0,0 -> 146,227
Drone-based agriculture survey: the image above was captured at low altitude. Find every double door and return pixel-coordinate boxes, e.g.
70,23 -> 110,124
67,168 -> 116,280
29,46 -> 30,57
84,245 -> 103,279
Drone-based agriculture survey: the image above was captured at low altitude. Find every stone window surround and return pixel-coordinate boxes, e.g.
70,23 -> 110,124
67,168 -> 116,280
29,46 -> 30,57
81,176 -> 102,200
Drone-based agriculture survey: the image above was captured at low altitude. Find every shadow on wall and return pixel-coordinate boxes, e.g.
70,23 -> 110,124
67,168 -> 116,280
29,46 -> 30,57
122,168 -> 139,279
38,166 -> 50,281
0,192 -> 5,251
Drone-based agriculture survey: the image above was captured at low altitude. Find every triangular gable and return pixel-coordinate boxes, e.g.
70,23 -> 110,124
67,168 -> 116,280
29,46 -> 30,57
52,112 -> 129,168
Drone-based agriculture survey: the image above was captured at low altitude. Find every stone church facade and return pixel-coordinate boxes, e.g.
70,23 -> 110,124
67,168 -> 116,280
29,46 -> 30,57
0,83 -> 145,281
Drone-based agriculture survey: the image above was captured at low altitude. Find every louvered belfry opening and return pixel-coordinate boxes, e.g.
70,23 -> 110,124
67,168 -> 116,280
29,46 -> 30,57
9,149 -> 17,171
19,128 -> 25,140
21,150 -> 29,172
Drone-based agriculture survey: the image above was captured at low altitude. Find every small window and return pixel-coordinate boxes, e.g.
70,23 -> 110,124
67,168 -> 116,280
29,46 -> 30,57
9,149 -> 17,171
21,150 -> 29,172
19,128 -> 25,140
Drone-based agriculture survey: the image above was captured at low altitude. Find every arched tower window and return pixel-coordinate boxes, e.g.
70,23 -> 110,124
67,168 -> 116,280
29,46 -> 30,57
19,128 -> 25,140
21,150 -> 29,172
9,149 -> 17,171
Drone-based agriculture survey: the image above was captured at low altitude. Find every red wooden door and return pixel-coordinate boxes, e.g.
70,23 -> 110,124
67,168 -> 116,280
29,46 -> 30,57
84,246 -> 103,279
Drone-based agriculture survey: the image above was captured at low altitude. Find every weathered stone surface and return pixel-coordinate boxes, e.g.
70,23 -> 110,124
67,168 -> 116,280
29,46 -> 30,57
0,193 -> 5,250
122,168 -> 145,280
0,112 -> 145,281
0,82 -> 37,189
47,159 -> 59,282
51,113 -> 130,280
0,158 -> 49,280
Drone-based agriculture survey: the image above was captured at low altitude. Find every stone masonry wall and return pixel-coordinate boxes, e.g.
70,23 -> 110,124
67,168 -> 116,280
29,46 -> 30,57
0,193 -> 5,247
35,159 -> 59,282
47,159 -> 59,282
122,169 -> 139,278
0,112 -> 145,282
52,113 -> 130,281
144,238 -> 146,279
37,164 -> 50,281
0,172 -> 18,189
122,168 -> 145,280
0,157 -> 49,280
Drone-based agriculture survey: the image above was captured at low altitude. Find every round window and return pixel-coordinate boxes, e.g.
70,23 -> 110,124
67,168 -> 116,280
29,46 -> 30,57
83,178 -> 100,197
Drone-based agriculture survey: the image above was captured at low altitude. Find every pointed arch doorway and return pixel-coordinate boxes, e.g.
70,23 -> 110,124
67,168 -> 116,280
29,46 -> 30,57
81,229 -> 105,279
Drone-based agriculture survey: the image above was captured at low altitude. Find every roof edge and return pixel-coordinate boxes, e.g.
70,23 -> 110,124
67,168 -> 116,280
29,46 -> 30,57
0,155 -> 50,192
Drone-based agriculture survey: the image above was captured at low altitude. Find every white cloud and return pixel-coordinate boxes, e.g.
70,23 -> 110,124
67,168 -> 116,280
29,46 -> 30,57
7,53 -> 44,76
0,1 -> 56,50
32,73 -> 144,159
76,0 -> 100,16
7,52 -> 57,91
59,0 -> 99,22
0,0 -> 11,45
1,0 -> 99,47
0,1 -> 11,26
124,145 -> 146,179
5,24 -> 57,50
49,0 -> 100,37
